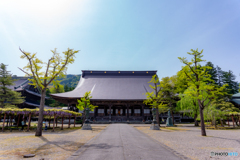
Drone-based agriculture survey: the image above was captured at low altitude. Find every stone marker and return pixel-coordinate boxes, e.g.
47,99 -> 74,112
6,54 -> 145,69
150,108 -> 160,130
166,109 -> 174,127
23,154 -> 35,158
82,107 -> 92,130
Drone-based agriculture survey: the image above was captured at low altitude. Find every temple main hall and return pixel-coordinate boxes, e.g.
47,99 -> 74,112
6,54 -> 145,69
50,70 -> 184,123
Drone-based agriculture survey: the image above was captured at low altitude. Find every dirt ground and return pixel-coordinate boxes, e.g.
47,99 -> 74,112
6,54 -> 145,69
134,125 -> 240,160
0,124 -> 108,160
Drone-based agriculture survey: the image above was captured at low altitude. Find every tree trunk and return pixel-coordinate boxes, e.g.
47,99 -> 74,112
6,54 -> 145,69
198,100 -> 206,136
220,119 -> 223,127
194,114 -> 199,126
27,113 -> 31,131
232,115 -> 235,128
81,113 -> 86,127
6,115 -> 9,127
74,116 -> 76,127
61,116 -> 64,130
17,114 -> 20,128
239,116 -> 240,127
53,114 -> 56,132
10,116 -> 13,127
35,89 -> 46,136
156,107 -> 160,127
2,113 -> 6,131
68,116 -> 70,128
228,117 -> 229,127
56,117 -> 58,127
171,110 -> 175,125
49,116 -> 51,128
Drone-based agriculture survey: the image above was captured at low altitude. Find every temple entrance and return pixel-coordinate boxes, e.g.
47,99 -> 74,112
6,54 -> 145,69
116,108 -> 122,116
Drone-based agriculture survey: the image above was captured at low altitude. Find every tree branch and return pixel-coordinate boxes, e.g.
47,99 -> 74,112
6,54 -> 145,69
19,47 -> 42,90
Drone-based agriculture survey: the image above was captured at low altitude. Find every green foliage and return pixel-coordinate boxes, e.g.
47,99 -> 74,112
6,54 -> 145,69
60,75 -> 81,88
76,91 -> 98,121
0,108 -> 81,117
50,80 -> 64,94
205,61 -> 218,84
176,87 -> 199,118
19,48 -> 79,91
19,48 -> 79,136
0,63 -> 25,108
222,70 -> 239,94
216,66 -> 223,86
178,49 -> 227,110
178,49 -> 229,135
76,91 -> 98,112
144,75 -> 168,112
175,66 -> 190,94
159,76 -> 178,112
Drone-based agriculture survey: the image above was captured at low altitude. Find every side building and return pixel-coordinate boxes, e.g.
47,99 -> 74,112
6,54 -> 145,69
9,78 -> 50,109
50,70 -> 183,123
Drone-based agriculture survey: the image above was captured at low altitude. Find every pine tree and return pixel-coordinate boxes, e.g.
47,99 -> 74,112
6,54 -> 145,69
216,66 -> 223,86
0,63 -> 24,108
205,62 -> 218,84
64,84 -> 69,92
222,70 -> 239,94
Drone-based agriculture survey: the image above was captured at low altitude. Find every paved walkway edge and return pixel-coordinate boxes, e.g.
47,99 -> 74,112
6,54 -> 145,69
67,125 -> 110,160
131,126 -> 191,160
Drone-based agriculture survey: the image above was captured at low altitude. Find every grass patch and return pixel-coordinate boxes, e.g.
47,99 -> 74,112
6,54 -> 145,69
206,126 -> 240,130
162,127 -> 189,131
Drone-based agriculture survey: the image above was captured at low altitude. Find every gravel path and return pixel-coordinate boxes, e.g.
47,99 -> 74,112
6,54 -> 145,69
134,124 -> 240,160
0,124 -> 107,160
68,124 -> 187,160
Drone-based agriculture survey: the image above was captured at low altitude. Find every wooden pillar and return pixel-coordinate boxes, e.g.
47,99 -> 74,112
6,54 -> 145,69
74,116 -> 76,127
27,113 -> 31,132
109,104 -> 112,122
68,116 -> 71,128
61,116 -> 64,130
10,116 -> 12,127
2,113 -> 6,131
49,116 -> 51,128
94,108 -> 97,121
53,114 -> 56,132
232,115 -> 235,128
142,105 -> 145,121
127,104 -> 129,121
104,106 -> 106,116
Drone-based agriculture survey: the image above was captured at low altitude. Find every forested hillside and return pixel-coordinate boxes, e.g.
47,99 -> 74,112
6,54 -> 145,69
59,74 -> 81,88
12,74 -> 81,89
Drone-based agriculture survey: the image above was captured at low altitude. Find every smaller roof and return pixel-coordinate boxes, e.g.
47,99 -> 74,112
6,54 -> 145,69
231,99 -> 240,105
232,93 -> 240,98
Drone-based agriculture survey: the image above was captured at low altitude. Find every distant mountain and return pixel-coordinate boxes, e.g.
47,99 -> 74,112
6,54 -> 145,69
12,74 -> 81,89
60,74 -> 81,88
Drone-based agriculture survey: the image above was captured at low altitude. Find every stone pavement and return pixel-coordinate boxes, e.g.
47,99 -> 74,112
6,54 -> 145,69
68,124 -> 187,160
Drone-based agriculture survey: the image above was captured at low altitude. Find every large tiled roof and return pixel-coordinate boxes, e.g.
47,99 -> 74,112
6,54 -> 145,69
51,70 -> 157,101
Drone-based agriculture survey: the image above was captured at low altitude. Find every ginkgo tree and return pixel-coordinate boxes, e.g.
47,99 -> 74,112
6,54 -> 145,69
19,48 -> 79,136
144,75 -> 168,127
76,91 -> 98,126
178,49 -> 227,136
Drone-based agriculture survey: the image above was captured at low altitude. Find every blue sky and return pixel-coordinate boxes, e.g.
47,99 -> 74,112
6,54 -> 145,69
0,0 -> 240,81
